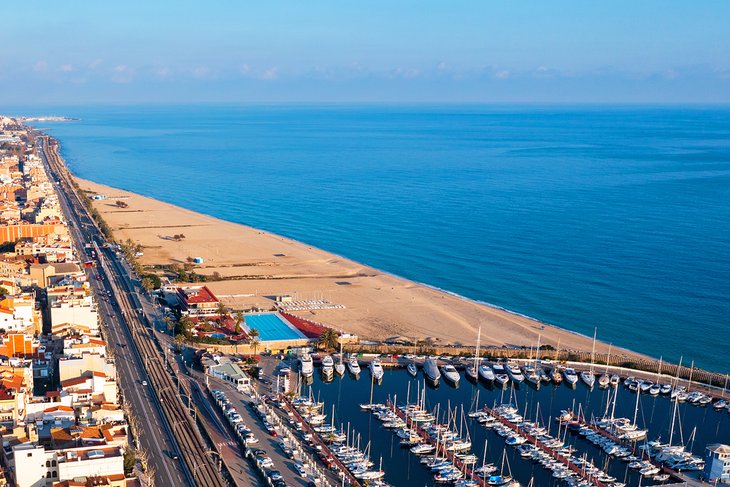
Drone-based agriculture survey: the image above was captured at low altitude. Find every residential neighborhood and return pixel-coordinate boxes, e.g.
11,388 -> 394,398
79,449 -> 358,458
0,116 -> 135,487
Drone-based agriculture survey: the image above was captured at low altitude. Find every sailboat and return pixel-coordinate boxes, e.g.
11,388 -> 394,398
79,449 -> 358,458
465,327 -> 482,382
598,343 -> 612,388
359,373 -> 377,410
523,337 -> 541,387
580,328 -> 597,388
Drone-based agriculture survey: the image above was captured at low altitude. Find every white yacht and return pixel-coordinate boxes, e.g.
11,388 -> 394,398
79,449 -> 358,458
563,368 -> 579,386
505,362 -> 524,383
440,364 -> 460,386
321,355 -> 334,380
334,360 -> 346,377
299,353 -> 314,378
407,362 -> 418,377
491,362 -> 510,386
369,358 -> 384,382
478,363 -> 495,382
423,357 -> 441,385
347,355 -> 361,376
580,370 -> 596,388
522,364 -> 540,386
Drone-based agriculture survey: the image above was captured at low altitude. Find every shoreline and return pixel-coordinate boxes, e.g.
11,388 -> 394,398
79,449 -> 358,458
69,171 -> 647,362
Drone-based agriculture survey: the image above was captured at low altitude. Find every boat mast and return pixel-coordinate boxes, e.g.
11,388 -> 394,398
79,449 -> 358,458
590,327 -> 597,375
475,326 -> 481,370
668,357 -> 683,446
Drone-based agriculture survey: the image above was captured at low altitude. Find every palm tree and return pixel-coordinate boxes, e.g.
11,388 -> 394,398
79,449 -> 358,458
317,328 -> 339,351
234,311 -> 244,335
178,315 -> 194,338
174,332 -> 185,351
216,302 -> 229,322
249,327 -> 260,355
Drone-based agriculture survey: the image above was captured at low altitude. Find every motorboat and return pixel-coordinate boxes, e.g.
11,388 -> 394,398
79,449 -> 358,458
369,358 -> 384,382
334,361 -> 346,377
563,368 -> 579,386
347,356 -> 361,375
505,362 -> 524,383
299,353 -> 314,378
580,370 -> 595,388
479,363 -> 495,382
410,443 -> 435,455
320,355 -> 334,381
407,362 -> 418,377
522,364 -> 540,386
440,364 -> 460,386
610,374 -> 620,387
423,357 -> 441,385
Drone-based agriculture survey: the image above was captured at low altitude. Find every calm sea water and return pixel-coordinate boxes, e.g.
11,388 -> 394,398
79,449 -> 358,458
21,105 -> 730,372
306,368 -> 730,487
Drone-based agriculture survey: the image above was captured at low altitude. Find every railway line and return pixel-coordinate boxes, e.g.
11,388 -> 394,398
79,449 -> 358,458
37,134 -> 228,487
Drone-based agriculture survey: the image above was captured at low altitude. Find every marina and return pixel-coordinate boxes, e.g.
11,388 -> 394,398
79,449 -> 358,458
286,359 -> 730,486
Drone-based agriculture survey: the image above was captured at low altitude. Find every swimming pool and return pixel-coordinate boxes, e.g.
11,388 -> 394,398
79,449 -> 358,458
210,333 -> 227,339
245,313 -> 306,341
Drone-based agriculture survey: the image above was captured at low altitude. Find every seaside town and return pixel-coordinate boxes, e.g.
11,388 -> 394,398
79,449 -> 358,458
0,113 -> 727,487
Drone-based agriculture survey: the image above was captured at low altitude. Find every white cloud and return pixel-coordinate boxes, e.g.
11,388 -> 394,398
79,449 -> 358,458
33,61 -> 48,72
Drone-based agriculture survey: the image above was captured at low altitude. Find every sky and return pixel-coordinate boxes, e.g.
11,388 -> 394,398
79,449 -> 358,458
1,1 -> 729,104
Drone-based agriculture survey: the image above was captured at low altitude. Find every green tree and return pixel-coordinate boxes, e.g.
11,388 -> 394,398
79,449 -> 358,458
216,302 -> 229,321
174,332 -> 185,350
178,315 -> 194,339
141,277 -> 154,293
317,328 -> 339,351
234,311 -> 244,334
249,327 -> 260,355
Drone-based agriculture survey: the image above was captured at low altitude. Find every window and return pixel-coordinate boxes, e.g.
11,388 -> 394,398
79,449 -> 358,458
27,452 -> 32,457
52,460 -> 57,467
52,471 -> 57,478
46,460 -> 50,467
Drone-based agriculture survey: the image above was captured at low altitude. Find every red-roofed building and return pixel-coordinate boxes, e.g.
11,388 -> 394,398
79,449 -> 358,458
176,285 -> 220,318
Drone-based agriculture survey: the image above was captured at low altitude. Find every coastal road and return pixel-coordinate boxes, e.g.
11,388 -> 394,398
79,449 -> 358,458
37,135 -> 228,486
36,135 -> 188,486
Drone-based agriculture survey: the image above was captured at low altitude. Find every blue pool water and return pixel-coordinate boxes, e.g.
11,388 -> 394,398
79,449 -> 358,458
245,313 -> 305,341
17,104 -> 730,372
210,333 -> 227,339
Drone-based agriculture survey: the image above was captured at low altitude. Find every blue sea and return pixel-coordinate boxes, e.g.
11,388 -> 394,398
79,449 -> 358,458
19,105 -> 730,373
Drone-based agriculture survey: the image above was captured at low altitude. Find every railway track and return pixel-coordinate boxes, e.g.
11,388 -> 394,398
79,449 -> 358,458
38,134 -> 227,487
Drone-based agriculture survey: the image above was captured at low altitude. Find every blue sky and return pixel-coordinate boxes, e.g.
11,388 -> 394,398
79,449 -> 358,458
2,1 -> 729,104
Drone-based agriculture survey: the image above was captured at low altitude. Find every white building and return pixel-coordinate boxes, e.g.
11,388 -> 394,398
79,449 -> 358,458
49,294 -> 98,333
12,443 -> 124,487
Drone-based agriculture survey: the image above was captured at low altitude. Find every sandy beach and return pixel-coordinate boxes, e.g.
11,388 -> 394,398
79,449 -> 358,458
77,177 -> 642,358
